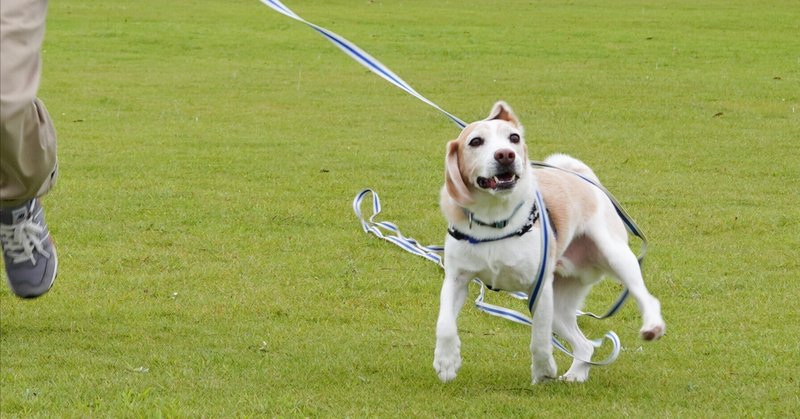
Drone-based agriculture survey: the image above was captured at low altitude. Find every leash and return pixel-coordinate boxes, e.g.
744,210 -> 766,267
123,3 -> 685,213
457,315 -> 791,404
265,0 -> 640,366
259,0 -> 467,129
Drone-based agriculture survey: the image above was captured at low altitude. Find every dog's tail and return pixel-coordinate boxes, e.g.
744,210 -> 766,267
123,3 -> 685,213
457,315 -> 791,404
543,153 -> 601,184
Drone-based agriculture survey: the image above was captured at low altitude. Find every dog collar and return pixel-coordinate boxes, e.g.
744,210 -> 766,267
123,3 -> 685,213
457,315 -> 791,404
449,201 -> 540,244
463,201 -> 526,229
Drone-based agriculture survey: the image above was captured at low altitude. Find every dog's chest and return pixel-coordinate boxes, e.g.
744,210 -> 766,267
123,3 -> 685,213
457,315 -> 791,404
447,235 -> 541,293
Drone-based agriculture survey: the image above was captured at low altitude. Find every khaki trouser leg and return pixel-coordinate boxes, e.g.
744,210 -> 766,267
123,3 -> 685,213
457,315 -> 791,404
0,0 -> 58,208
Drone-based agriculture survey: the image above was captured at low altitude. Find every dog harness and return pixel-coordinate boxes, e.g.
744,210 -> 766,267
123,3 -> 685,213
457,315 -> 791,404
450,191 -> 552,319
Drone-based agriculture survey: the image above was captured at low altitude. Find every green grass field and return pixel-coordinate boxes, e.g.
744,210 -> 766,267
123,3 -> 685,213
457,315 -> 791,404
1,0 -> 798,416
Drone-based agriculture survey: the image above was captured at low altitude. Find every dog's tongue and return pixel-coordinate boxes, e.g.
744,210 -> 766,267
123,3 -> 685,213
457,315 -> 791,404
486,177 -> 498,189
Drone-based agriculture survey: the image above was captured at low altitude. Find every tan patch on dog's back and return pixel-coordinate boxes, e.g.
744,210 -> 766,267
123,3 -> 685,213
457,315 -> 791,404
537,168 -> 598,252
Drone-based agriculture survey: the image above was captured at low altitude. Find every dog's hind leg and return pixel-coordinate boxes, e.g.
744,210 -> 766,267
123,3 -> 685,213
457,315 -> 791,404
595,236 -> 666,341
434,273 -> 470,383
552,274 -> 595,382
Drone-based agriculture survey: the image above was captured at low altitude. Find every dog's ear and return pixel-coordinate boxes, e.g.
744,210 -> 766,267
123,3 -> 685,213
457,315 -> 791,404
445,139 -> 474,207
487,100 -> 524,136
487,101 -> 520,126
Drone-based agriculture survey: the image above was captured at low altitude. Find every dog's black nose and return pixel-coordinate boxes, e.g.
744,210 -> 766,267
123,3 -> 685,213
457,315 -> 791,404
494,149 -> 516,165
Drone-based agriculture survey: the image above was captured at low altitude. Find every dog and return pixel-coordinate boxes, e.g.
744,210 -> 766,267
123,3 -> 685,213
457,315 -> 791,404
433,101 -> 665,384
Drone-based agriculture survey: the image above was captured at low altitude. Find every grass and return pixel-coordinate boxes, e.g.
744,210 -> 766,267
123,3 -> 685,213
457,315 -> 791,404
1,0 -> 798,416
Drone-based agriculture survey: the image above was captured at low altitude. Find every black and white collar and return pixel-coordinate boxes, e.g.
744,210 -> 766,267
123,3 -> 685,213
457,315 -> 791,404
448,200 -> 540,244
463,201 -> 525,229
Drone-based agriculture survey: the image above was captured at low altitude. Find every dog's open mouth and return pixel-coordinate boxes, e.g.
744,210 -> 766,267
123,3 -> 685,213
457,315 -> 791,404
477,172 -> 519,190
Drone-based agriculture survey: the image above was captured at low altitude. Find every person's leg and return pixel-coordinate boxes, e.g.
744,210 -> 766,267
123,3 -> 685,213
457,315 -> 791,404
1,98 -> 58,206
1,0 -> 58,206
1,0 -> 58,298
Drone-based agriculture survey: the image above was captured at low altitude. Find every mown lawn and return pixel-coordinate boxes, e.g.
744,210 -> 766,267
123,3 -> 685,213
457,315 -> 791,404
1,0 -> 797,416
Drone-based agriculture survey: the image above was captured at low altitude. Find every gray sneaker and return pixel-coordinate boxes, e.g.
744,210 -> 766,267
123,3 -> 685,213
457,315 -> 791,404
0,199 -> 57,298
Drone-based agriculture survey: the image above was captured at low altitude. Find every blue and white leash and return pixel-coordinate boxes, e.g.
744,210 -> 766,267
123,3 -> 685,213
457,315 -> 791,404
259,0 -> 467,129
264,0 -> 640,366
353,189 -> 445,267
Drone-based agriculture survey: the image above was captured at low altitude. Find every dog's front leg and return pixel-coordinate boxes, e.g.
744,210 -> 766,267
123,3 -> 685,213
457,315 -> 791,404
530,274 -> 557,384
433,272 -> 469,383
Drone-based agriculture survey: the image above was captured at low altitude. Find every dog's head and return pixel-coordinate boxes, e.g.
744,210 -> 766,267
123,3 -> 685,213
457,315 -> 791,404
444,101 -> 528,207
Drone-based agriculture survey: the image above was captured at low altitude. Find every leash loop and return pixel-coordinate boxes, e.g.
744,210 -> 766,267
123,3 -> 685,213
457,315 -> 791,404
353,189 -> 444,267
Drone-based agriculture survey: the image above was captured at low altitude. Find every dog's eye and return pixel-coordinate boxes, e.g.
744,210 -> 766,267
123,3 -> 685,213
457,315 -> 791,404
468,137 -> 484,147
509,133 -> 521,144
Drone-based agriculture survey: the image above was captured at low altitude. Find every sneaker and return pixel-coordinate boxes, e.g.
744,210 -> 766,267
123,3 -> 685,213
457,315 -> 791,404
0,199 -> 57,298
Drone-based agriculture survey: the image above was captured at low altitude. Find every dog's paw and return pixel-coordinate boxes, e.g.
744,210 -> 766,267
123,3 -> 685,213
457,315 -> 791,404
640,298 -> 666,341
640,321 -> 666,341
559,371 -> 589,383
433,339 -> 462,383
560,361 -> 591,383
531,357 -> 558,384
532,373 -> 557,384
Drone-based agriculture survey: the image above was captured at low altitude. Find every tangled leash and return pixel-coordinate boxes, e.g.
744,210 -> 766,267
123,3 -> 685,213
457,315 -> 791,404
263,0 -> 651,366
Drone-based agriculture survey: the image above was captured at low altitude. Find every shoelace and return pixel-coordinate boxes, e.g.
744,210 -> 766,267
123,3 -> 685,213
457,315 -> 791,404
0,217 -> 50,265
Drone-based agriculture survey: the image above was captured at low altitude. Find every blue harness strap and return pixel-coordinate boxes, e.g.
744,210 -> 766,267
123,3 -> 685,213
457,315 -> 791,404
528,191 -> 551,314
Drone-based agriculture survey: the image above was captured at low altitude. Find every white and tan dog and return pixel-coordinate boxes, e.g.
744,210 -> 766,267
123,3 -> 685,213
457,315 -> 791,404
433,101 -> 665,384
